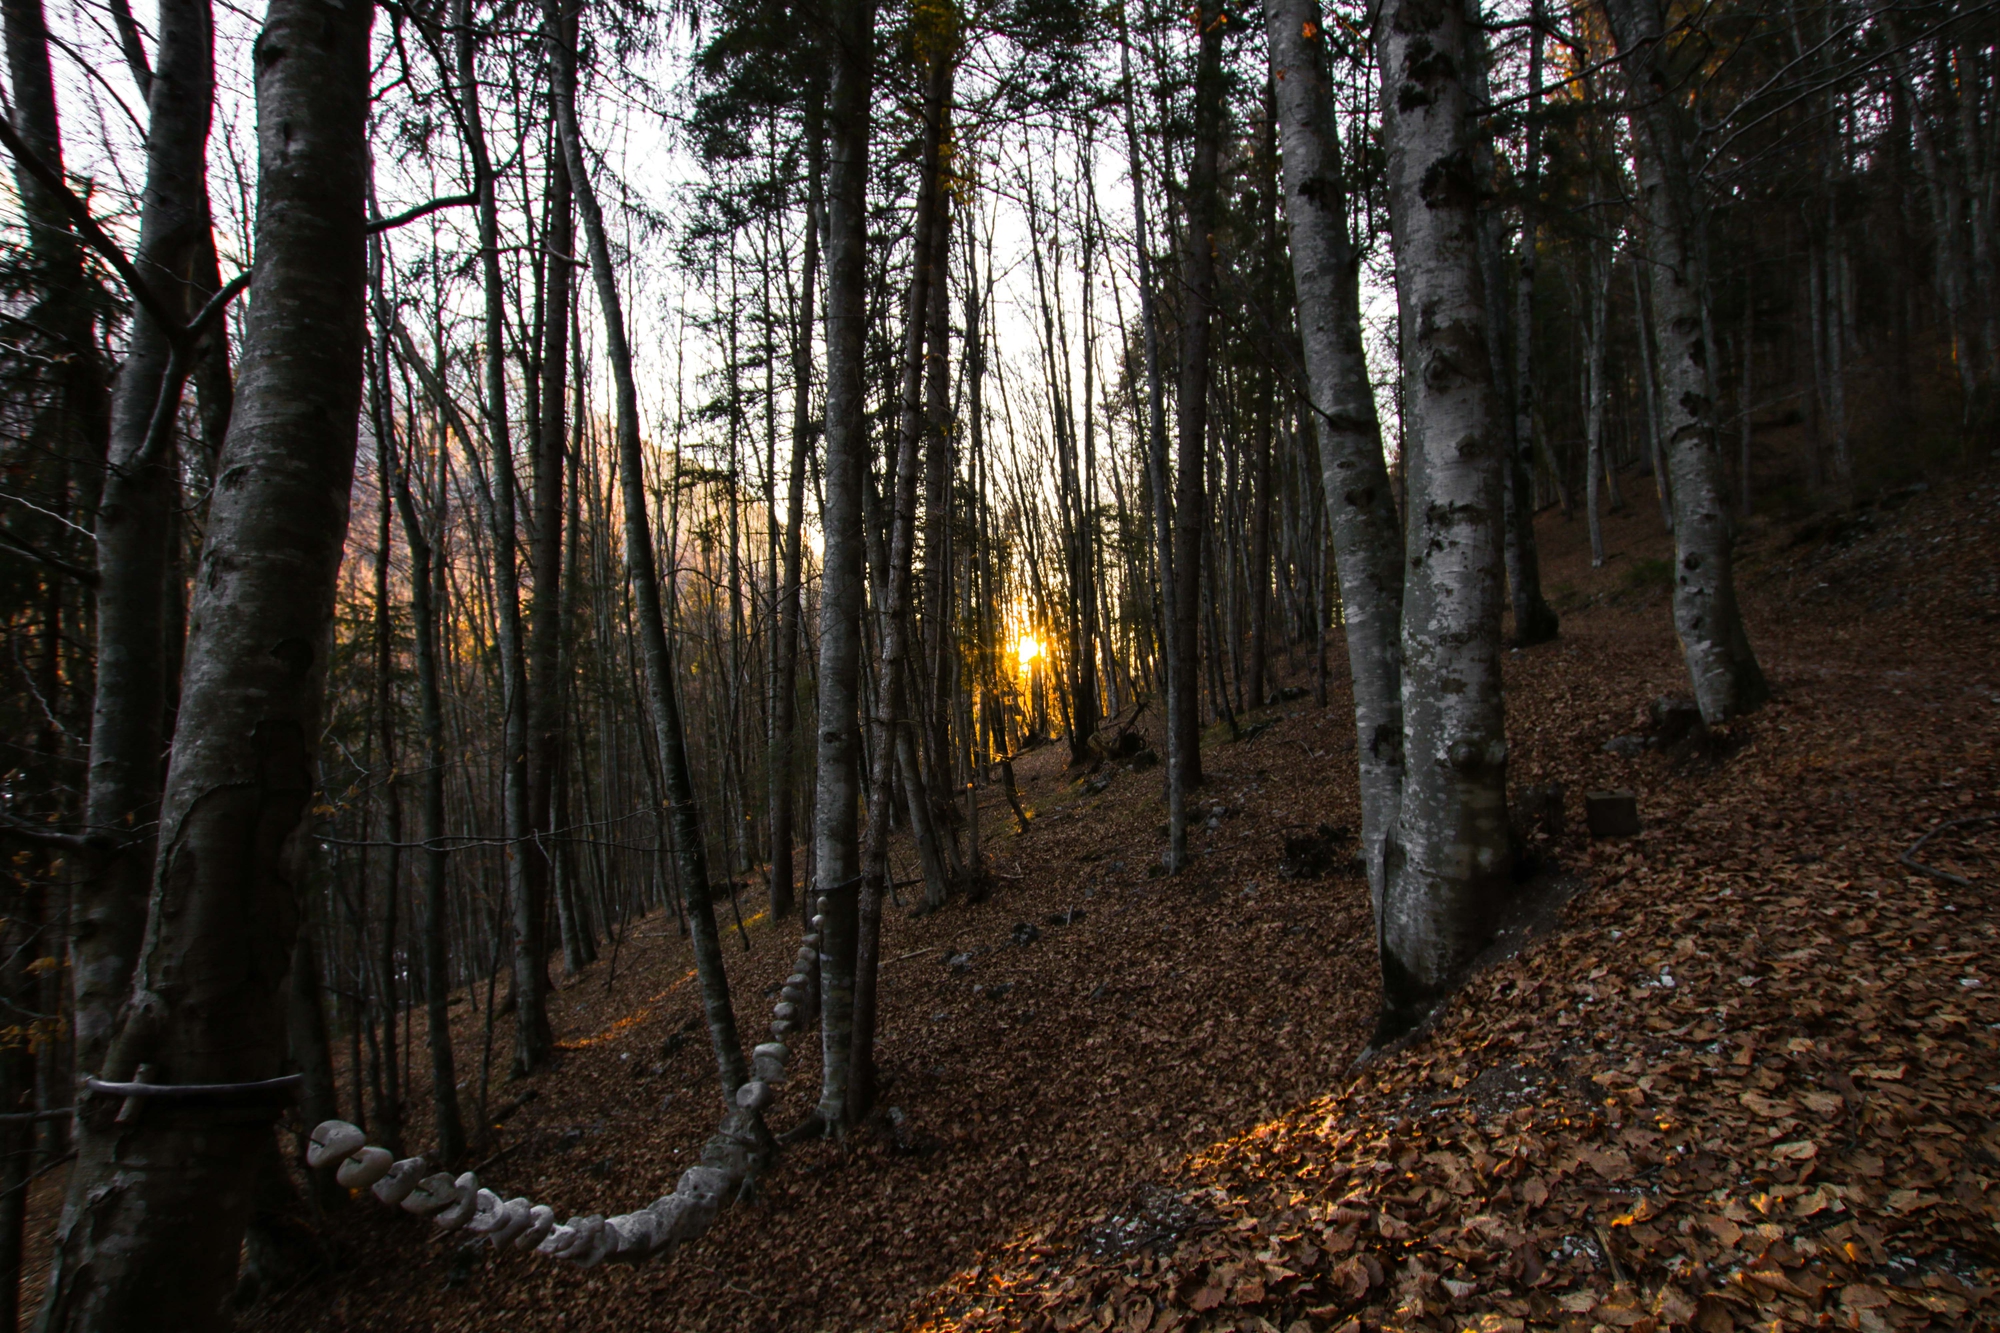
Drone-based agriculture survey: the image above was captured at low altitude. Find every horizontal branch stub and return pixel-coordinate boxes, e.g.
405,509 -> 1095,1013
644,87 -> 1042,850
85,1073 -> 302,1100
0,1107 -> 73,1123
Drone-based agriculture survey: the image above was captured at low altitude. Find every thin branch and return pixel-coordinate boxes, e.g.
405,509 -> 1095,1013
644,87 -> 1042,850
0,810 -> 93,853
368,192 -> 478,234
105,0 -> 154,101
0,528 -> 98,585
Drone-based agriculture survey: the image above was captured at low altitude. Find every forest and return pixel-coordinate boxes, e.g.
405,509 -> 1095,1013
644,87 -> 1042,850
1,0 -> 1996,1325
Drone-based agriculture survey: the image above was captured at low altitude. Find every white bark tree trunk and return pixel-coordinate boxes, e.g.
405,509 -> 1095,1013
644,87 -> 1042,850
1264,0 -> 1404,919
810,0 -> 874,1131
1373,0 -> 1514,1034
1603,0 -> 1769,723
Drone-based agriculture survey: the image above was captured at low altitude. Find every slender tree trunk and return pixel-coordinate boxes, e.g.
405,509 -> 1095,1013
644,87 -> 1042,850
809,0 -> 875,1132
1373,0 -> 1513,1034
851,37 -> 951,1124
36,0 -> 372,1322
285,911 -> 339,1206
1497,0 -> 1559,644
1265,0 -> 1405,915
1118,16 -> 1182,871
528,143 -> 573,993
1603,0 -> 1769,723
368,369 -> 404,1155
1245,393 -> 1273,709
373,273 -> 468,1165
1631,258 -> 1675,529
72,0 -> 214,1090
546,0 -> 747,1104
922,109 -> 959,809
453,0 -> 552,1074
1585,244 -> 1609,567
768,102 -> 823,922
1170,7 -> 1224,832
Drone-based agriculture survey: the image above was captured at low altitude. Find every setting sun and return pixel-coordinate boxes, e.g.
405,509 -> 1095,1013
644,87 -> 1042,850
1015,634 -> 1044,668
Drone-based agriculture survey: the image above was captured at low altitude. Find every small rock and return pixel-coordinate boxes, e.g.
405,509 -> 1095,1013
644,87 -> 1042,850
946,952 -> 973,974
1010,922 -> 1041,946
1603,734 -> 1648,757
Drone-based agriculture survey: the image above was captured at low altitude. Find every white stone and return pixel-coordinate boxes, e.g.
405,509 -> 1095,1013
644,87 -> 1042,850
306,1120 -> 365,1168
372,1157 -> 426,1205
335,1144 -> 394,1189
517,1204 -> 557,1251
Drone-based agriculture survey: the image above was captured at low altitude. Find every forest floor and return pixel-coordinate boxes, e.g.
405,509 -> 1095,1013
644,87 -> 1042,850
26,457 -> 2000,1332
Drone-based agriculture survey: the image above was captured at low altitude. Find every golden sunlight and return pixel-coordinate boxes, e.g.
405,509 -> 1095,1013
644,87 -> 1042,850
1015,634 -> 1044,669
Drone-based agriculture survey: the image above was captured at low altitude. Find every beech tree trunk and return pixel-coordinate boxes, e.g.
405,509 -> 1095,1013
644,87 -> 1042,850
1373,0 -> 1514,1034
1492,0 -> 1559,644
1265,0 -> 1406,918
768,103 -> 822,922
810,0 -> 875,1132
36,0 -> 373,1322
1584,244 -> 1610,568
1117,15 -> 1182,869
851,38 -> 951,1124
1169,6 -> 1225,849
1603,0 -> 1769,723
75,0 -> 214,1088
529,145 -> 573,979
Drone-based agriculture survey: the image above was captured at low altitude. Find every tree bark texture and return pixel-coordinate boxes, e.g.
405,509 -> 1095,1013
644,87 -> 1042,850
768,105 -> 822,922
528,144 -> 573,984
77,0 -> 214,1088
1602,0 -> 1769,723
1265,0 -> 1406,918
1170,6 -> 1225,829
36,0 -> 372,1324
850,38 -> 950,1125
811,0 -> 874,1132
1373,0 -> 1514,1033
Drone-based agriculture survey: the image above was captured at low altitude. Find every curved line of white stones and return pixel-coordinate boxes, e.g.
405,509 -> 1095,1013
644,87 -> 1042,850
302,896 -> 829,1268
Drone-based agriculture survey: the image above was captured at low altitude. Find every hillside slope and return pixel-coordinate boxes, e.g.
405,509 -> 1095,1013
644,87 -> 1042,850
910,472 -> 2000,1333
220,465 -> 2000,1333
